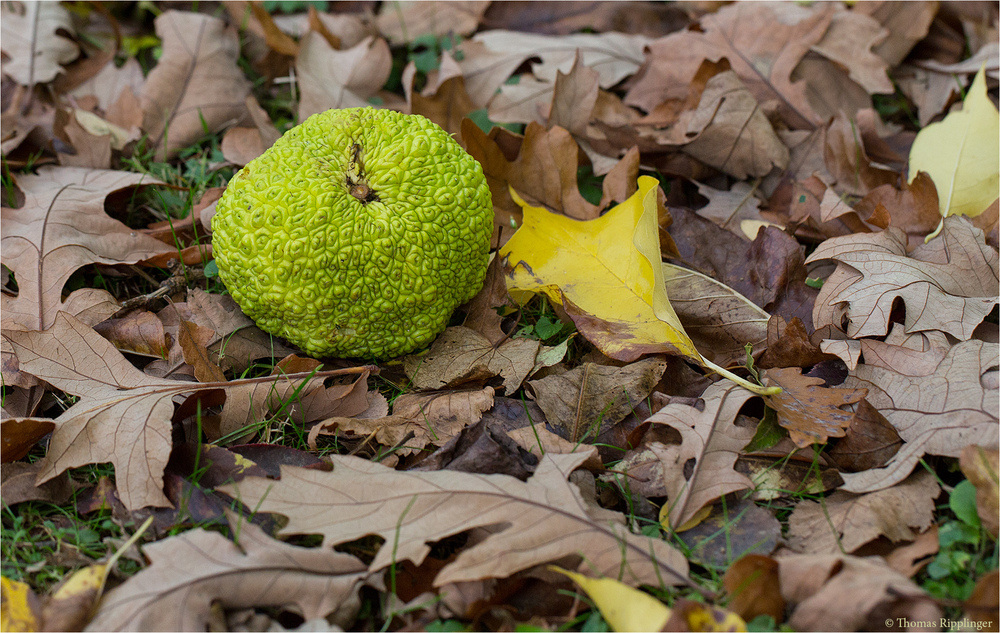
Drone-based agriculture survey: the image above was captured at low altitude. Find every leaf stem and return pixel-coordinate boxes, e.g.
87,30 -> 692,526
701,357 -> 782,396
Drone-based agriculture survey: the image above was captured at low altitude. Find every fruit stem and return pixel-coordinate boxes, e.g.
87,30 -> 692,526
701,357 -> 782,396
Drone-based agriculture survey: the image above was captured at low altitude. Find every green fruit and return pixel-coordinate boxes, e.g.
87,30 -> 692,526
211,107 -> 494,359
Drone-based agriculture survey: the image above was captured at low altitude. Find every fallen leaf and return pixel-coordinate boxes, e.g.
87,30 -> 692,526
855,171 -> 941,250
761,367 -> 867,447
787,470 -> 939,555
808,217 -> 999,341
680,71 -> 789,179
500,176 -> 703,362
0,167 -> 173,333
552,567 -> 671,632
825,399 -> 902,472
295,33 -> 392,120
776,553 -> 942,631
884,526 -> 939,578
2,311 -> 368,509
93,311 -> 169,359
527,357 -> 667,442
482,2 -> 689,38
86,521 -> 369,631
403,326 -> 539,394
823,110 -> 898,197
457,31 -> 649,107
0,462 -> 73,505
626,3 -> 836,128
964,570 -> 999,632
723,555 -> 785,624
0,1 -> 78,85
909,67 -> 1000,233
316,386 -> 495,455
222,450 -> 694,589
662,263 -> 769,368
0,576 -> 42,632
375,1 -> 489,45
854,1 -> 938,67
646,381 -> 759,529
676,499 -> 781,568
0,418 -> 55,462
960,445 -> 1000,538
139,11 -> 252,160
840,339 -> 999,493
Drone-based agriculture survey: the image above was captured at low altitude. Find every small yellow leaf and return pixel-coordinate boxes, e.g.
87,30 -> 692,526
661,503 -> 713,533
909,66 -> 1000,235
1,576 -> 41,632
551,567 -> 672,632
500,176 -> 780,396
500,176 -> 701,360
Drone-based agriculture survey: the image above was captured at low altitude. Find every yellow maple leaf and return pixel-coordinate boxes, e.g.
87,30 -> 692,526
909,66 -> 1000,240
500,175 -> 778,395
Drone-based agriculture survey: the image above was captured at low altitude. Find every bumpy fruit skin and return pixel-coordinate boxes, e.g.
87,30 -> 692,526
211,107 -> 494,358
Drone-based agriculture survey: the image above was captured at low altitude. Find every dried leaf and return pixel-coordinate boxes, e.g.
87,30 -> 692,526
0,461 -> 73,506
140,11 -> 251,160
2,312 -> 364,509
724,555 -> 785,624
222,451 -> 693,589
787,470 -> 939,555
776,553 -> 941,631
0,1 -> 78,85
960,445 -> 1000,538
0,576 -> 42,632
762,367 -> 867,448
375,1 -> 489,45
527,357 -> 667,442
403,326 -> 539,394
86,521 -> 369,631
662,263 -> 769,368
840,339 -> 999,493
808,217 -> 999,341
0,167 -> 173,333
646,381 -> 759,529
825,399 -> 902,472
1,418 -> 55,462
295,33 -> 391,120
319,387 -> 495,455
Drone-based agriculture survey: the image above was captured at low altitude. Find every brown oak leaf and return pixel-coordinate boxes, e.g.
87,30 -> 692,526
86,520 -> 368,631
221,450 -> 693,590
762,367 -> 868,447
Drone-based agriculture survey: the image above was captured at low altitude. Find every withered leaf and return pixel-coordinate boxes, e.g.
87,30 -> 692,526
140,11 -> 252,160
1,167 -> 173,333
808,216 -> 999,341
222,450 -> 692,589
840,340 -> 999,493
646,381 -> 759,529
2,312 -> 367,510
825,398 -> 902,472
762,367 -> 867,447
787,470 -> 939,555
404,326 -> 539,394
295,33 -> 392,120
527,357 -> 667,442
960,445 -> 1000,538
86,521 -> 369,631
0,1 -> 78,85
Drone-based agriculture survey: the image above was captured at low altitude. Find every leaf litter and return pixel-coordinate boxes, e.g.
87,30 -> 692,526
1,2 -> 997,631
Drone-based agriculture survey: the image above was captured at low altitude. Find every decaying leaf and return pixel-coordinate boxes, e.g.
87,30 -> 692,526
314,386 -> 495,455
2,312 -> 369,510
139,11 -> 252,160
404,326 -> 539,394
86,521 -> 369,631
646,381 -> 759,529
376,1 -> 489,45
960,445 -> 1000,538
762,367 -> 867,447
222,450 -> 693,589
295,33 -> 392,119
840,339 -> 1000,493
0,167 -> 173,333
808,217 -> 999,341
787,469 -> 939,555
527,357 -> 667,442
0,1 -> 79,85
